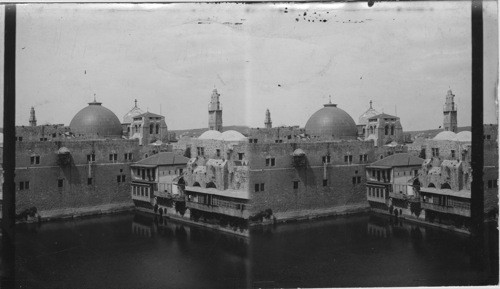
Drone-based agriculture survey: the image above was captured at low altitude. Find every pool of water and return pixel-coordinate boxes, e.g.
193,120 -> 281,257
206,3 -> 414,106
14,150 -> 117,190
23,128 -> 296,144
13,211 -> 498,288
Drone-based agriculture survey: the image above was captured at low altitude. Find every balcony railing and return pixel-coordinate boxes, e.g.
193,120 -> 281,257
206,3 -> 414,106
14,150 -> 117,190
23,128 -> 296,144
186,201 -> 249,219
421,202 -> 470,217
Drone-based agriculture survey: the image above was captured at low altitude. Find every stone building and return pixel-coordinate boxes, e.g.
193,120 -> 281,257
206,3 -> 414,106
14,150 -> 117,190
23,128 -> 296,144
122,99 -> 144,136
129,112 -> 169,145
443,89 -> 458,133
249,101 -> 375,222
14,101 -> 141,221
181,130 -> 250,234
208,88 -> 223,132
415,129 -> 499,232
364,113 -> 403,147
365,153 -> 424,218
264,109 -> 272,129
130,152 -> 189,218
357,100 -> 379,138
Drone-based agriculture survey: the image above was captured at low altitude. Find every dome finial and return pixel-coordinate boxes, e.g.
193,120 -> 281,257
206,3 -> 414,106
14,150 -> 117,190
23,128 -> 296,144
329,95 -> 332,104
134,99 -> 138,108
370,100 -> 373,109
93,93 -> 96,103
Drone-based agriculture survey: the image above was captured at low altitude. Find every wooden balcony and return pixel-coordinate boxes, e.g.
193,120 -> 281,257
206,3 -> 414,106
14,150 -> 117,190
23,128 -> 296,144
186,201 -> 250,219
421,202 -> 470,217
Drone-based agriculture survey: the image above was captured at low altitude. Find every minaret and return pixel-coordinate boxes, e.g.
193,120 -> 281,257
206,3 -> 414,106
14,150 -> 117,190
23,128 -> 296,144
265,109 -> 272,129
208,88 -> 223,132
29,106 -> 37,127
443,89 -> 457,132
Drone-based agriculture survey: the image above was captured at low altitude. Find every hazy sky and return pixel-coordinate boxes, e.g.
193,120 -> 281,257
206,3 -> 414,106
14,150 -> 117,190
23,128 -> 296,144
0,1 -> 498,130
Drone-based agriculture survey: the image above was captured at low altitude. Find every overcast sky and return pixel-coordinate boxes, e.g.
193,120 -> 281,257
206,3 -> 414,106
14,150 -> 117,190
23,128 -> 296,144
0,1 -> 498,130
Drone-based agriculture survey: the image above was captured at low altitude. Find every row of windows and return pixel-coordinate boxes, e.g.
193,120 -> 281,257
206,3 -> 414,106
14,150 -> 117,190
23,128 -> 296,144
431,148 -> 440,157
367,187 -> 385,198
117,174 -> 126,183
212,197 -> 246,210
19,181 -> 30,190
248,138 -> 258,143
30,156 -> 40,165
132,186 -> 150,197
135,168 -> 156,181
352,176 -> 362,185
20,175 -> 126,189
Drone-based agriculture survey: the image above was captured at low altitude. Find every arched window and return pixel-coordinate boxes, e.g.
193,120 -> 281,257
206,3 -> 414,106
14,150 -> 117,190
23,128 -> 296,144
428,183 -> 436,188
149,124 -> 154,134
385,125 -> 389,135
362,128 -> 366,135
156,124 -> 160,134
206,182 -> 216,189
127,127 -> 130,133
441,183 -> 451,189
391,125 -> 395,135
135,125 -> 138,132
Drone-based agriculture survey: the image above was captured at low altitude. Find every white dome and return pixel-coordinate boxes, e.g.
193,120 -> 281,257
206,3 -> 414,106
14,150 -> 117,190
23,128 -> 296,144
434,131 -> 456,141
198,130 -> 222,140
221,130 -> 246,141
454,131 -> 471,142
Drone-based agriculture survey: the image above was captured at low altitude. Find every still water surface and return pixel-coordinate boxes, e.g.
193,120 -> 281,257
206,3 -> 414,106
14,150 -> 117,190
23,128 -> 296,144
15,212 -> 498,288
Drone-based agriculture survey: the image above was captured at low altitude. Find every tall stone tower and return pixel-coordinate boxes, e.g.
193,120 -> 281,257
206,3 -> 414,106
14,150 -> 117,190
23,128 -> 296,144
29,106 -> 37,126
443,89 -> 457,132
208,88 -> 223,132
265,109 -> 272,129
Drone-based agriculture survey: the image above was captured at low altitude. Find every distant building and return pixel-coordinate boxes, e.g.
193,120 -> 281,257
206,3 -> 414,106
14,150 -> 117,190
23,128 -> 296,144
364,113 -> 403,147
443,89 -> 458,133
122,99 -> 144,136
129,112 -> 168,145
365,153 -> 424,218
264,109 -> 272,129
29,106 -> 37,127
357,100 -> 379,138
208,88 -> 223,132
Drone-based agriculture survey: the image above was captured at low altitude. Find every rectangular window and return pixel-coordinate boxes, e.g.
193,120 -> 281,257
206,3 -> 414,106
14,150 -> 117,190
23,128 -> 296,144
271,158 -> 275,166
323,179 -> 328,187
349,155 -> 353,162
293,181 -> 299,189
19,182 -> 24,190
488,180 -> 493,189
372,170 -> 375,177
88,178 -> 92,185
249,139 -> 253,143
87,154 -> 95,162
254,139 -> 258,143
238,153 -> 244,160
363,154 -> 367,162
451,150 -> 455,159
323,155 -> 331,164
121,175 -> 126,182
25,181 -> 30,190
344,155 -> 348,163
254,184 -> 260,192
58,179 -> 64,188
352,177 -> 356,185
357,176 -> 361,184
124,153 -> 128,160
179,168 -> 183,174
216,149 -> 221,157
117,175 -> 121,183
260,183 -> 265,191
414,170 -> 418,176
265,158 -> 270,166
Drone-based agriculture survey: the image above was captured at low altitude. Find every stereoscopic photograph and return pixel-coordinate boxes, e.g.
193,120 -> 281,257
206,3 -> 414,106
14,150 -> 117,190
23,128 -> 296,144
0,0 -> 498,288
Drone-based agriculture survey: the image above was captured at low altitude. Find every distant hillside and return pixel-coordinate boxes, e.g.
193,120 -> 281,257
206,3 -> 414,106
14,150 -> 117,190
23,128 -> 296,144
405,126 -> 471,140
171,125 -> 250,138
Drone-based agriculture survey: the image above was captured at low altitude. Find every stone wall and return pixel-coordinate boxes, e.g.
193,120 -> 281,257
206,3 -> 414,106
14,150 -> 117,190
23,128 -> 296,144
248,140 -> 375,220
15,139 -> 140,218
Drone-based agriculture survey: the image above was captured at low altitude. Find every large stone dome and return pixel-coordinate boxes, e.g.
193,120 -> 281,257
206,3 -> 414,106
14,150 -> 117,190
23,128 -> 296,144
70,101 -> 123,137
305,103 -> 357,139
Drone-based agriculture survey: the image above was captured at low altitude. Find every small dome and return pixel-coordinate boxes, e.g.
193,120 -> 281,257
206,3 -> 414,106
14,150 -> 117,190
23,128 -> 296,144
123,100 -> 144,124
358,101 -> 379,125
57,147 -> 71,154
70,101 -> 123,138
454,131 -> 471,142
292,148 -> 306,156
221,130 -> 246,141
434,131 -> 456,141
199,130 -> 222,140
305,103 -> 357,139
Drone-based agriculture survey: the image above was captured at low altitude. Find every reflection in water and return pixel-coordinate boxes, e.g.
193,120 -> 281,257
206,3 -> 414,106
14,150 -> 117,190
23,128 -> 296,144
251,213 -> 498,288
14,211 -> 498,288
16,212 -> 249,289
